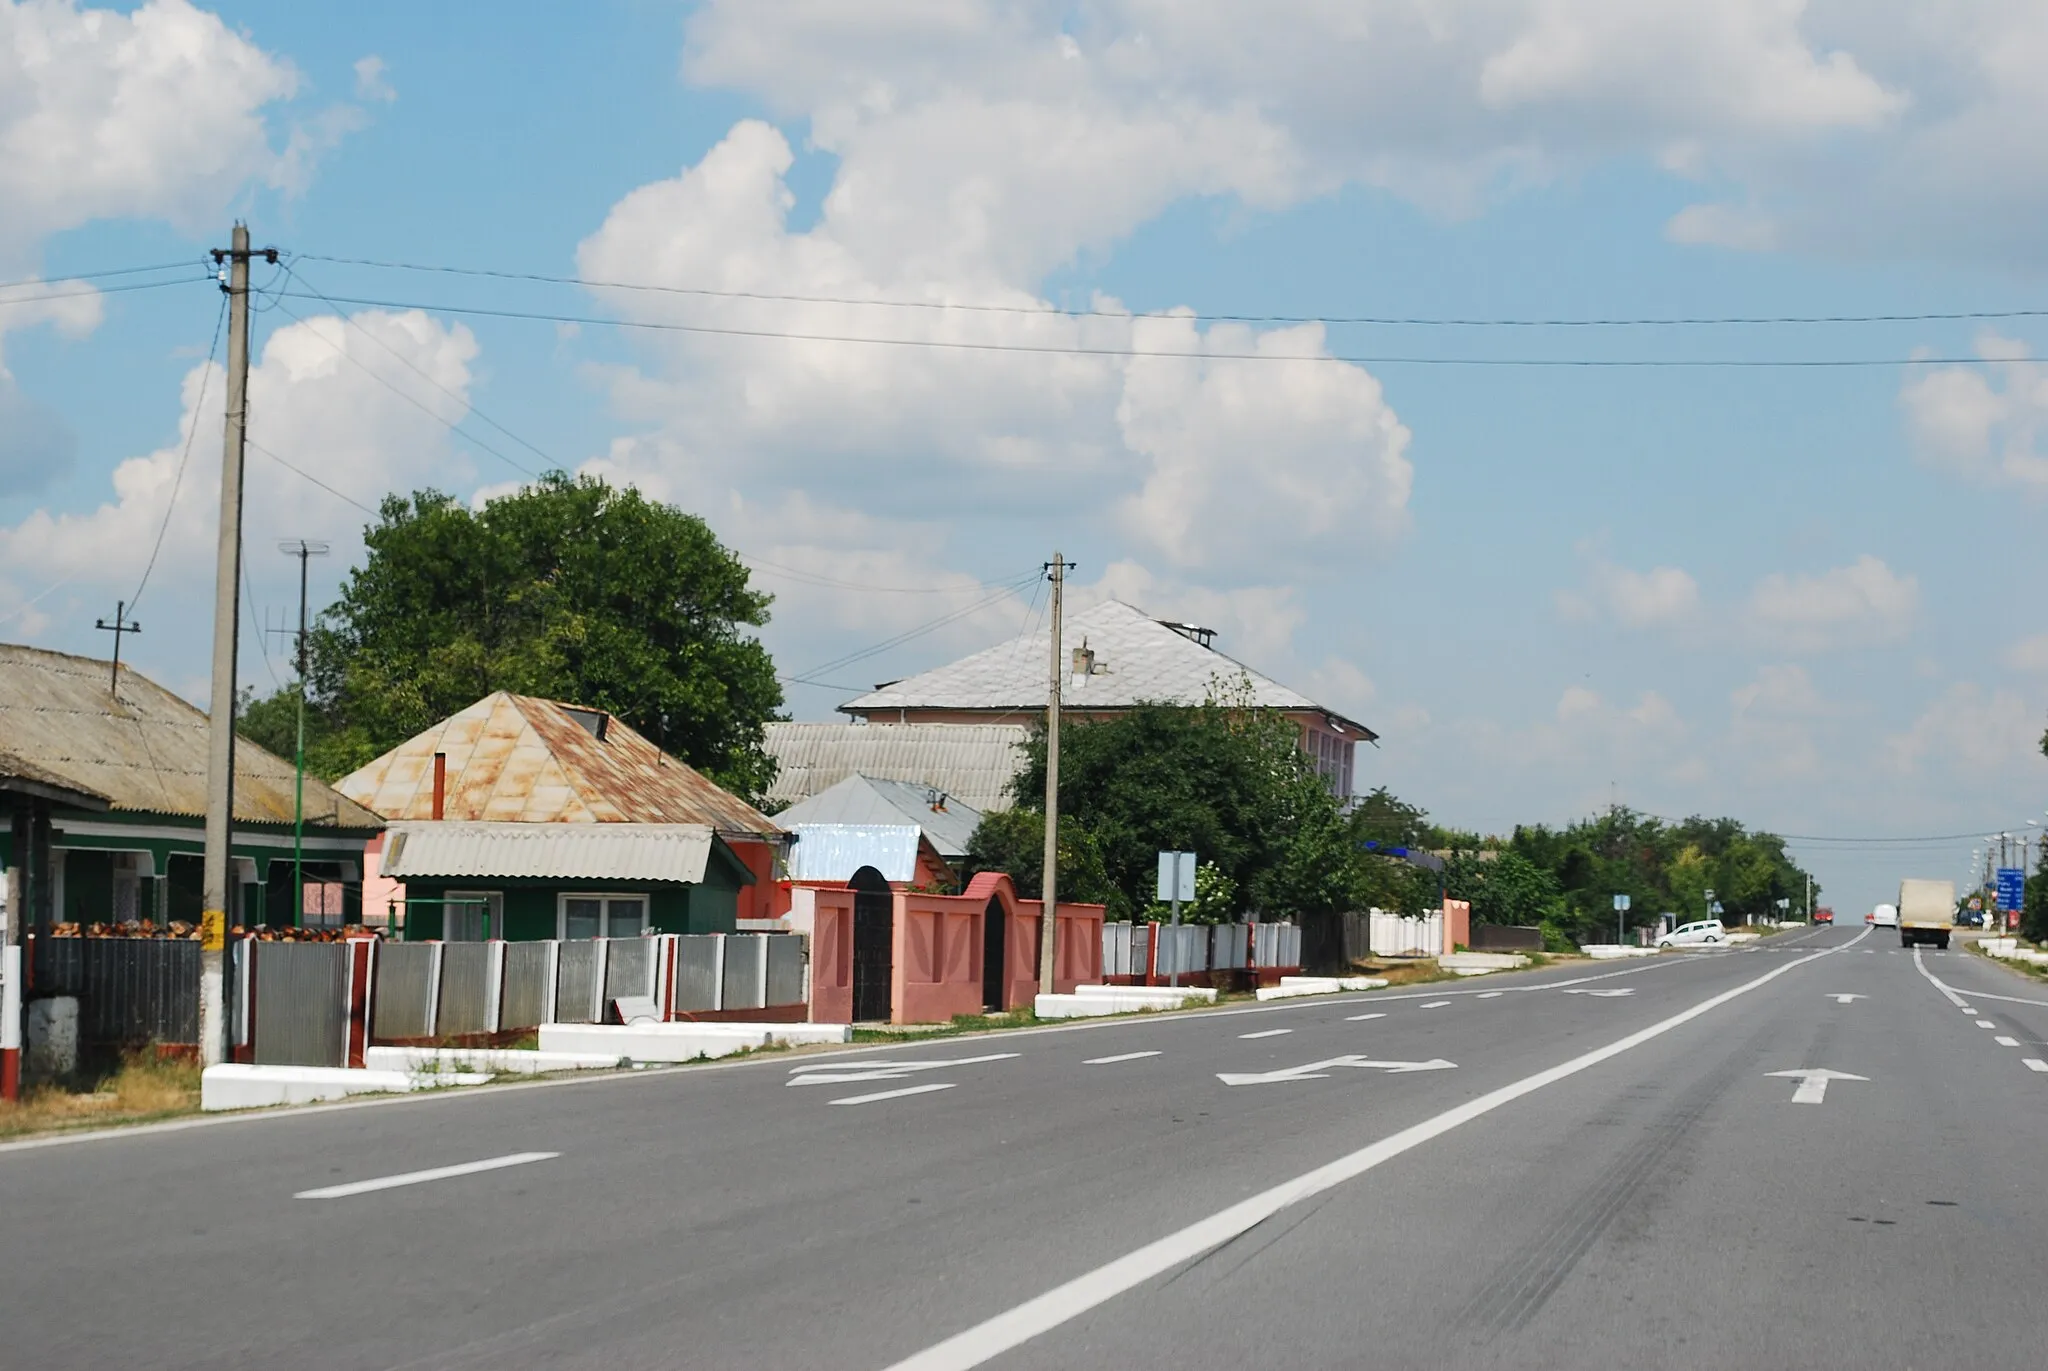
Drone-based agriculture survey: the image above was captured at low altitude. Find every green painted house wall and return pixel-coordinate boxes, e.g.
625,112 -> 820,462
393,837 -> 751,941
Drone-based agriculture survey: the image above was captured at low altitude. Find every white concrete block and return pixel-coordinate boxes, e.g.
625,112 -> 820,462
1438,953 -> 1530,972
1034,987 -> 1214,1018
1073,984 -> 1218,1004
201,1064 -> 417,1112
1581,945 -> 1655,959
537,1021 -> 849,1062
25,996 -> 78,1081
363,1046 -> 624,1076
1254,976 -> 1390,1000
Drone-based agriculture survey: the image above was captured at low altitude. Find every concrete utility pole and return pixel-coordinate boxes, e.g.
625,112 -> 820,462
199,224 -> 270,1066
1037,552 -> 1066,994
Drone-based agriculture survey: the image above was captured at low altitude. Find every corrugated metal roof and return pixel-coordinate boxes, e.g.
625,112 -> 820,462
337,692 -> 780,839
762,721 -> 1028,813
774,774 -> 983,859
380,820 -> 716,883
786,824 -> 921,883
838,600 -> 1376,739
0,643 -> 383,829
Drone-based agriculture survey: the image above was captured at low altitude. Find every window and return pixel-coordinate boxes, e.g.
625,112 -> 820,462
558,894 -> 647,940
444,891 -> 502,941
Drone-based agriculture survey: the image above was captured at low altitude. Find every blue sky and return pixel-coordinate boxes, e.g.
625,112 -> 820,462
4,0 -> 2046,913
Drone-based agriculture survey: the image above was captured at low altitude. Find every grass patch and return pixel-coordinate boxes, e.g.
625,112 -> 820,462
852,1007 -> 1044,1042
0,1051 -> 202,1140
1969,939 -> 2048,983
1347,959 -> 1462,988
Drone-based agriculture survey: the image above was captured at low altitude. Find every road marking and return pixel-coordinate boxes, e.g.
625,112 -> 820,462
1084,1051 -> 1161,1065
1766,1069 -> 1868,1105
829,1083 -> 955,1106
1976,1020 -> 1996,1029
1826,994 -> 1865,1004
1995,1036 -> 2019,1047
295,1152 -> 558,1200
1421,1000 -> 1451,1009
1562,988 -> 1634,998
882,932 -> 1859,1371
1476,992 -> 1503,1000
1239,1028 -> 1293,1040
2024,1059 -> 2048,1073
1345,1012 -> 1386,1022
1216,1055 -> 1457,1086
786,1053 -> 1018,1086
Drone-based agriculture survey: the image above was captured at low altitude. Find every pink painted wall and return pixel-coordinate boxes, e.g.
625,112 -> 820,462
895,891 -> 984,1024
809,888 -> 855,1024
361,833 -> 404,930
1443,899 -> 1471,956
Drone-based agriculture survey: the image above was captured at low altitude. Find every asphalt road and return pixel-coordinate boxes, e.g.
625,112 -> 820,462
6,922 -> 2048,1370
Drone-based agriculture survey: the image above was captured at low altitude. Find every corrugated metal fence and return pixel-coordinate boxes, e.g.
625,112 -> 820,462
251,942 -> 348,1068
1099,922 -> 1298,979
28,936 -> 200,1047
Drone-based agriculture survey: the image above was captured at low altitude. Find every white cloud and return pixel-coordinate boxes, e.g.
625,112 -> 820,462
0,0 -> 318,266
1899,334 -> 2048,492
1747,555 -> 1918,649
1559,559 -> 1699,628
1884,682 -> 2041,775
0,308 -> 479,678
1664,202 -> 1780,251
353,54 -> 395,102
2004,633 -> 2048,675
1729,664 -> 1828,778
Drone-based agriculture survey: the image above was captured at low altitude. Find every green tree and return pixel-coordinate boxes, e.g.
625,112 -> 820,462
962,807 -> 1124,919
279,472 -> 783,797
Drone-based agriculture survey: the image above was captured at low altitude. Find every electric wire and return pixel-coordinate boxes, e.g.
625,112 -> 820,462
246,437 -> 380,515
292,254 -> 2048,331
267,287 -> 2019,369
787,574 -> 1041,686
128,294 -> 228,615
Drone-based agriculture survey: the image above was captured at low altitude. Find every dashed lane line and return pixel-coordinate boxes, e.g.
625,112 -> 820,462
1976,1020 -> 1997,1029
1345,1012 -> 1386,1022
1239,1029 -> 1293,1040
2024,1059 -> 2048,1074
295,1151 -> 558,1200
1084,1051 -> 1161,1065
1421,1001 -> 1452,1010
1996,1036 -> 2020,1047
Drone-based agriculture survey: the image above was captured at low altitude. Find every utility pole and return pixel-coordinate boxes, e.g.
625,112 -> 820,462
199,224 -> 273,1067
93,601 -> 141,695
279,539 -> 328,929
1037,552 -> 1067,994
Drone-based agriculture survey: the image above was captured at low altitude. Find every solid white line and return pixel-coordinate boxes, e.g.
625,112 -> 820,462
1346,1012 -> 1387,1022
829,1083 -> 955,1106
2023,1059 -> 2048,1073
1084,1051 -> 1161,1065
295,1151 -> 558,1200
881,935 -> 1851,1371
1239,1029 -> 1292,1040
1977,1020 -> 1996,1029
1950,987 -> 2048,1010
1995,1036 -> 2020,1047
1420,1000 -> 1451,1009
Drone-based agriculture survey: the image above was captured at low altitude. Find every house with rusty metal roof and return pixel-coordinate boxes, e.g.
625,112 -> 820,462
336,692 -> 785,940
837,599 -> 1377,797
0,643 -> 384,933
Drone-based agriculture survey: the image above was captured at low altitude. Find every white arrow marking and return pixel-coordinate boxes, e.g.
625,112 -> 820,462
1766,1068 -> 1868,1104
830,1083 -> 955,1106
786,1053 -> 1018,1086
1826,994 -> 1864,1004
1216,1054 -> 1457,1086
1562,988 -> 1634,998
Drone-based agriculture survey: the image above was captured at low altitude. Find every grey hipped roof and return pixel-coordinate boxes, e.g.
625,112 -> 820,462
762,721 -> 1029,813
838,599 -> 1376,739
773,774 -> 983,859
0,642 -> 382,830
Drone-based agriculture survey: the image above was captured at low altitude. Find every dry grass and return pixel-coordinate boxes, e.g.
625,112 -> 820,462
1348,958 -> 1461,988
0,1051 -> 202,1140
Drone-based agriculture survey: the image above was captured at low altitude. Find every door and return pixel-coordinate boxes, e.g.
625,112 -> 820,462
981,896 -> 1007,1012
849,866 -> 893,1023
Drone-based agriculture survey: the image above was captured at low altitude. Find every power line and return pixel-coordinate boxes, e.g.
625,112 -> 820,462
294,254 -> 2048,331
0,260 -> 205,292
246,437 -> 379,514
267,287 -> 2021,369
740,554 -> 1039,596
129,294 -> 229,615
0,274 -> 204,310
789,574 -> 1040,685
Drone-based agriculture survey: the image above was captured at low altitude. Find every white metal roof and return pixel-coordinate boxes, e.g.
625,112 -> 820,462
838,600 -> 1374,738
379,821 -> 717,884
773,774 -> 983,858
762,721 -> 1029,812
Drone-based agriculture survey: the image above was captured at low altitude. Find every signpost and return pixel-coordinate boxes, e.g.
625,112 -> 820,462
1612,892 -> 1629,946
1996,868 -> 2025,922
1157,851 -> 1196,988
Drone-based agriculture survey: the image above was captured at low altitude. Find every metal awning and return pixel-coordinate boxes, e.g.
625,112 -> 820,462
380,821 -> 717,884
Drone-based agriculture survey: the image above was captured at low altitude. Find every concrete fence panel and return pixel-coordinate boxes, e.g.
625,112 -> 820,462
766,934 -> 806,1007
671,935 -> 722,1014
372,942 -> 439,1041
722,934 -> 768,1012
555,940 -> 602,1024
604,937 -> 656,1005
499,941 -> 553,1030
437,942 -> 496,1038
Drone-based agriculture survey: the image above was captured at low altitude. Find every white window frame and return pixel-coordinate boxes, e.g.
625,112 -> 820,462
443,890 -> 503,941
556,892 -> 649,941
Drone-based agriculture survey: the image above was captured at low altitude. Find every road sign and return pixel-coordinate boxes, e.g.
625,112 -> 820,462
1157,850 -> 1196,903
1612,893 -> 1630,911
1996,868 -> 2025,912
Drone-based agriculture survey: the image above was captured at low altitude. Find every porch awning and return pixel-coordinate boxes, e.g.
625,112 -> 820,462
380,821 -> 717,884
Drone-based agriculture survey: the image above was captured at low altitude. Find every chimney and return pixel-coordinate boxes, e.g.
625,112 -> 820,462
431,752 -> 446,820
1070,640 -> 1096,678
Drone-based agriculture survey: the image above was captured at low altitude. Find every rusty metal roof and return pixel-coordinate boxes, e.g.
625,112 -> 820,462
0,643 -> 383,830
336,692 -> 781,839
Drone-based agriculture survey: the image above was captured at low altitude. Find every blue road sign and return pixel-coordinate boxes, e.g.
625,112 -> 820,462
1996,868 -> 2026,912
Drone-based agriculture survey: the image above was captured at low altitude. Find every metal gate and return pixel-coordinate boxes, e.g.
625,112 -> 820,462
981,897 -> 1006,1011
850,868 -> 893,1023
251,941 -> 347,1067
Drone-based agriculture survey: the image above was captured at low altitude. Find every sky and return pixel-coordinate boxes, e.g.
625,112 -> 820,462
2,0 -> 2046,915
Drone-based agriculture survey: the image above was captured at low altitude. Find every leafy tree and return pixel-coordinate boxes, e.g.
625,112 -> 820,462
235,683 -> 365,783
265,472 -> 783,797
1444,849 -> 1566,928
962,807 -> 1124,919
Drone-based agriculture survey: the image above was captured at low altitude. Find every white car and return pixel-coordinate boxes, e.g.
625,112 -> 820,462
1657,919 -> 1726,948
1869,904 -> 1899,928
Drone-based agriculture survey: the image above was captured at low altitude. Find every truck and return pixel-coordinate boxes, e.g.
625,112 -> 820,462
1896,878 -> 1955,950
